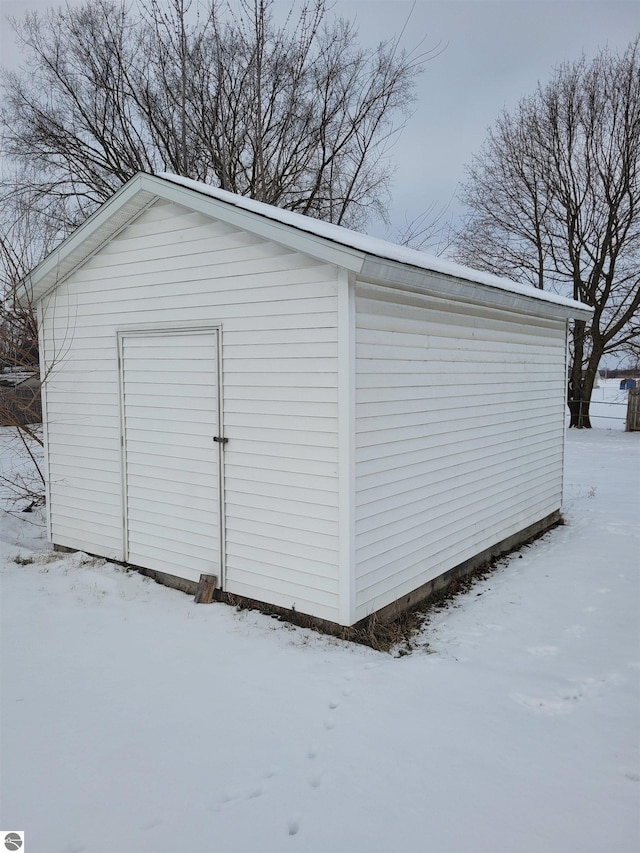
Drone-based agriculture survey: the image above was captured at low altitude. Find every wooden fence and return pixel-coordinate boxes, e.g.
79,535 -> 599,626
626,387 -> 640,432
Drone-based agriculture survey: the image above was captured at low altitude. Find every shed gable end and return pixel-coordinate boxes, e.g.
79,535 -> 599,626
40,198 -> 343,622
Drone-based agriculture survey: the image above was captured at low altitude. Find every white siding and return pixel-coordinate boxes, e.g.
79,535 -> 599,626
41,200 -> 341,622
120,330 -> 221,581
354,282 -> 567,621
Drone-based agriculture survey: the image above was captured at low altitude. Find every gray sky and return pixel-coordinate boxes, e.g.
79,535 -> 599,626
1,0 -> 638,242
336,0 -> 638,241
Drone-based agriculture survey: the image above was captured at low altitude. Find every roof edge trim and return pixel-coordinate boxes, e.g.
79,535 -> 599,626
18,174 -> 157,306
359,256 -> 593,321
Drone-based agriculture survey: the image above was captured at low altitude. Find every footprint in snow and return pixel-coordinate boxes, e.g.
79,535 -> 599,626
322,693 -> 341,729
304,671 -> 354,792
526,646 -> 559,657
511,673 -> 622,716
511,693 -> 574,716
210,784 -> 265,811
309,770 -> 323,788
288,818 -> 300,836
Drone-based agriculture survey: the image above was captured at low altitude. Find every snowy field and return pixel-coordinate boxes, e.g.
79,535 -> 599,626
1,380 -> 638,853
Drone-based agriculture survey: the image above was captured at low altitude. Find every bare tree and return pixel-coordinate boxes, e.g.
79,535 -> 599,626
454,39 -> 640,427
0,0 -> 436,501
0,180 -> 56,506
396,189 -> 457,254
0,180 -> 48,442
1,0 -> 434,233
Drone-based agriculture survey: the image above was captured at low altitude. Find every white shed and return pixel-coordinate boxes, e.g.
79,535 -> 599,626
22,173 -> 591,627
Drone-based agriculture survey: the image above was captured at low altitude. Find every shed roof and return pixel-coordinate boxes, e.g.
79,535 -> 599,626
20,172 -> 592,321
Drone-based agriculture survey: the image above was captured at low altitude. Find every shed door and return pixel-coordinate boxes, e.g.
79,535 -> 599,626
119,330 -> 222,583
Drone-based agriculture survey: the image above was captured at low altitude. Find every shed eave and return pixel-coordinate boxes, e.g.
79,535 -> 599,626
18,170 -> 593,322
359,256 -> 593,322
17,174 -> 159,306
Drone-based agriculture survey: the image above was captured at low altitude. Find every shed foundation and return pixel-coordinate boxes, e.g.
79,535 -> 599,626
65,509 -> 562,640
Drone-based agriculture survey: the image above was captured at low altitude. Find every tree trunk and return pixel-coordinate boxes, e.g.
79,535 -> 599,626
568,319 -> 591,428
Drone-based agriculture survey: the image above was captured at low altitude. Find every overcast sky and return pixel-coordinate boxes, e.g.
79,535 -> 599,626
1,0 -> 638,243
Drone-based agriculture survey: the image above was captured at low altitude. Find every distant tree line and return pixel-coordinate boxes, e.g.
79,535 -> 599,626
599,367 -> 639,379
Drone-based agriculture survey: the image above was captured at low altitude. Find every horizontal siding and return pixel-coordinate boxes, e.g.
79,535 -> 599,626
356,457 -> 563,572
356,426 -> 563,489
43,529 -> 124,562
221,576 -> 339,624
43,297 -> 337,335
42,311 -> 339,341
356,440 -> 563,516
357,492 -> 559,608
41,200 -> 340,621
356,402 -> 562,439
354,282 -> 567,621
66,259 -> 334,293
224,489 -> 339,523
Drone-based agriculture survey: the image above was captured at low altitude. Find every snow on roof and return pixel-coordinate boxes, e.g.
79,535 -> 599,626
159,173 -> 590,314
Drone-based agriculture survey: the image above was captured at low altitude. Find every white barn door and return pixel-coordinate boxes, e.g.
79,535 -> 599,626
119,330 -> 222,583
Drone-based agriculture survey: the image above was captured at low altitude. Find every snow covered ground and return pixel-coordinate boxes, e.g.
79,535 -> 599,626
1,381 -> 638,853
